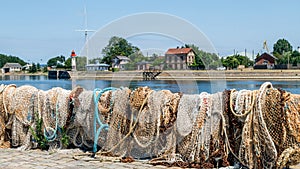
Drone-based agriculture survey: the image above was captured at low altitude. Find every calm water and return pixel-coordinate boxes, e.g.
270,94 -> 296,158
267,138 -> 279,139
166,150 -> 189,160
1,75 -> 300,94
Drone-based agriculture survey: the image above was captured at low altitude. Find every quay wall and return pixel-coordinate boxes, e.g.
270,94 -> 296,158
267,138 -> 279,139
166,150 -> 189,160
69,69 -> 300,80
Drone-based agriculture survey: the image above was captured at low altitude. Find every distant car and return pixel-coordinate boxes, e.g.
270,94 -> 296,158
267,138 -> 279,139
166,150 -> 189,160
217,67 -> 226,71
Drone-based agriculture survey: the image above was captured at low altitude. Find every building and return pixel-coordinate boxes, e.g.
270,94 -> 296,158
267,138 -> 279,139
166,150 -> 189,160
136,61 -> 151,70
165,47 -> 195,70
1,63 -> 22,73
86,63 -> 110,71
112,56 -> 131,70
22,63 -> 32,70
254,52 -> 277,69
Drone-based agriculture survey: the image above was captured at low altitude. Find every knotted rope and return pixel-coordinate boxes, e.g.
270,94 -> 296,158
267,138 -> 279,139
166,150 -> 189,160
93,87 -> 117,153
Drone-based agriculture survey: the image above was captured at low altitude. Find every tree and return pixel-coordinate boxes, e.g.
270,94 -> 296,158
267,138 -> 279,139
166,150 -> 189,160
28,63 -> 37,73
221,55 -> 253,69
75,56 -> 87,71
47,55 -> 66,68
37,63 -> 41,72
185,44 -> 205,69
273,39 -> 293,55
235,55 -> 253,67
101,36 -> 139,65
64,58 -> 72,69
291,50 -> 300,65
43,66 -> 48,73
222,56 -> 239,69
124,51 -> 147,70
89,58 -> 102,64
0,54 -> 26,68
152,57 -> 164,67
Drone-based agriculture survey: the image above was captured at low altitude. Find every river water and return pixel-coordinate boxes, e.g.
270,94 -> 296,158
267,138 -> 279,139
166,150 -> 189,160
1,75 -> 300,94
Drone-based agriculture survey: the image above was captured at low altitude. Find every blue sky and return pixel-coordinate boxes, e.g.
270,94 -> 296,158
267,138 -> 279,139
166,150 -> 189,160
0,0 -> 300,63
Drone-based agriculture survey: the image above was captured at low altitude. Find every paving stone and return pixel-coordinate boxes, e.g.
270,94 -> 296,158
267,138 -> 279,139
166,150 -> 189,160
0,148 -> 298,168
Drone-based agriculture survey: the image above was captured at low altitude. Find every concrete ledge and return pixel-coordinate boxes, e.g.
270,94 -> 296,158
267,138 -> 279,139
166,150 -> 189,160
69,70 -> 300,81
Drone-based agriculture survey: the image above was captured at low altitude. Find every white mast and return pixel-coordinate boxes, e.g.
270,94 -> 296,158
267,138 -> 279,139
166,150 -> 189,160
76,3 -> 95,66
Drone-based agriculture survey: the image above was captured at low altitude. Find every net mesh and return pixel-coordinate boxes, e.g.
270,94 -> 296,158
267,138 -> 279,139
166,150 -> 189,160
0,83 -> 299,168
10,85 -> 40,150
43,87 -> 71,150
0,84 -> 16,148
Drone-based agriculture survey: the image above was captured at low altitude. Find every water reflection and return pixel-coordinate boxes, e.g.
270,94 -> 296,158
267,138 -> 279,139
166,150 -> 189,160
1,75 -> 300,94
0,75 -> 47,81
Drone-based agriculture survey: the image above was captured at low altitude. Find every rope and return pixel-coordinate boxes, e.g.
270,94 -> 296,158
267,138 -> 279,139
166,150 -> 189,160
96,90 -> 153,156
72,128 -> 83,147
229,89 -> 255,117
257,82 -> 278,159
26,94 -> 36,123
92,87 -> 117,153
220,108 -> 247,167
44,100 -> 59,142
1,84 -> 16,121
3,82 -> 300,168
132,90 -> 160,148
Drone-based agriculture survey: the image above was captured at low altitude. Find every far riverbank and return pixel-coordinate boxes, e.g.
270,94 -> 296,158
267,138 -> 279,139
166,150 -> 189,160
68,69 -> 300,81
3,69 -> 300,81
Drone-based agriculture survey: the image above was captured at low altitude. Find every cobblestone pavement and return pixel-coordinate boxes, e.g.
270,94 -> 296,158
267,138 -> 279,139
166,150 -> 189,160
0,148 -> 170,169
0,148 -> 300,169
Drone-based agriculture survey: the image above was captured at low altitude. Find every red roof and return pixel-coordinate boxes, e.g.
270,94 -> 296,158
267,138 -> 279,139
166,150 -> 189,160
70,50 -> 76,57
165,48 -> 193,55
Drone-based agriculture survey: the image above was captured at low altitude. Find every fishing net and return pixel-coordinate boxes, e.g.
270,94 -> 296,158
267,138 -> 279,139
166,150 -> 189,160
66,87 -> 114,151
1,82 -> 300,168
68,89 -> 95,149
102,87 -> 131,156
176,94 -> 200,137
225,82 -> 300,168
10,85 -> 41,150
276,91 -> 300,167
99,87 -> 181,160
174,92 -> 229,168
131,89 -> 181,159
42,87 -> 71,150
0,84 -> 16,148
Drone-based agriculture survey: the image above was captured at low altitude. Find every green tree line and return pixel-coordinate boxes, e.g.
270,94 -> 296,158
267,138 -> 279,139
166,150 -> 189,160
0,54 -> 27,68
2,37 -> 300,72
272,38 -> 300,65
221,55 -> 253,69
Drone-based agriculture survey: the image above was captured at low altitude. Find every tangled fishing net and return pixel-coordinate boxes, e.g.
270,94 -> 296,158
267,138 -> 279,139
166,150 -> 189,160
42,87 -> 71,150
0,84 -> 16,148
0,82 -> 300,168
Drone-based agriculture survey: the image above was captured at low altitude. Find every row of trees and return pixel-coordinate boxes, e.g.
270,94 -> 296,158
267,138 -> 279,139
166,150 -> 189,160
1,37 -> 299,72
272,39 -> 300,65
100,36 -> 164,70
99,37 -> 256,70
78,37 -> 300,70
0,54 -> 27,68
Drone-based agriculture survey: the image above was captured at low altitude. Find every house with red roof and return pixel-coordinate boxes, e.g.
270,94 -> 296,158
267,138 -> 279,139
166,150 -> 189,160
254,52 -> 277,69
165,47 -> 195,70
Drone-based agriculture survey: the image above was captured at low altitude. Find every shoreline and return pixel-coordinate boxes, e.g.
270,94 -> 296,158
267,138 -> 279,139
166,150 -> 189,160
69,69 -> 300,81
3,69 -> 300,81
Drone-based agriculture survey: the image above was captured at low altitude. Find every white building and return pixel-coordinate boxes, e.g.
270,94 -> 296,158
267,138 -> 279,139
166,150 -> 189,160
112,56 -> 131,70
86,63 -> 110,71
1,63 -> 22,73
